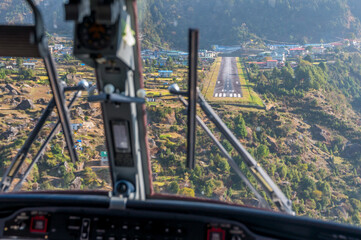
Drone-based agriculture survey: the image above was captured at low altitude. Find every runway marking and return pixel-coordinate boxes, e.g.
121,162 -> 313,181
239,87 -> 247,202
212,57 -> 243,99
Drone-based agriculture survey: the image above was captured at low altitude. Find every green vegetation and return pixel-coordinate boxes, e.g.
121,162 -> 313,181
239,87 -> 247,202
202,57 -> 264,108
0,51 -> 109,192
3,0 -> 361,227
147,49 -> 361,225
139,0 -> 361,49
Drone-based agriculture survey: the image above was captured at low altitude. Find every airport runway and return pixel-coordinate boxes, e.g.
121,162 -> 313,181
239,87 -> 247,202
213,57 -> 243,98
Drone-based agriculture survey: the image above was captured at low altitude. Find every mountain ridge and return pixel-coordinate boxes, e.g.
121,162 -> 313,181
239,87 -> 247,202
138,0 -> 361,49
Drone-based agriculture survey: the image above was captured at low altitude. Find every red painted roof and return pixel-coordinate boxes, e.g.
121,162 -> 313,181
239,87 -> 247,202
330,42 -> 343,46
290,47 -> 305,51
248,62 -> 266,64
267,60 -> 278,62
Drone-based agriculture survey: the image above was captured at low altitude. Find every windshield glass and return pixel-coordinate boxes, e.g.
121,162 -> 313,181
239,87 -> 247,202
0,1 -> 111,191
140,0 -> 361,226
1,0 -> 361,227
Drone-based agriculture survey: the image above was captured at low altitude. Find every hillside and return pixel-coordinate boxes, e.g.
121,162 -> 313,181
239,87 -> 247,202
144,51 -> 361,224
3,0 -> 361,226
0,0 -> 71,34
139,0 -> 361,49
2,0 -> 361,49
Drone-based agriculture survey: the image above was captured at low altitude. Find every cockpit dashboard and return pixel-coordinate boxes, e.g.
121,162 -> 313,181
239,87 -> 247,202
0,194 -> 360,240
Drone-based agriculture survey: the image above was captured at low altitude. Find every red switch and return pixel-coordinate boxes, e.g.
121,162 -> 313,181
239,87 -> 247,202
207,227 -> 225,240
30,216 -> 48,233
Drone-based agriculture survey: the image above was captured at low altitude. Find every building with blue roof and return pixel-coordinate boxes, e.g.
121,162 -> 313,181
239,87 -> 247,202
158,70 -> 173,78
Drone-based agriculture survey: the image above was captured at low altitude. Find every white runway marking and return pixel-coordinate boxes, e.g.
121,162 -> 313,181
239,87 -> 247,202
213,57 -> 243,98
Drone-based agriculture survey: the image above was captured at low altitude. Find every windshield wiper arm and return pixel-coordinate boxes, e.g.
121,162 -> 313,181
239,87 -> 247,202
178,96 -> 270,210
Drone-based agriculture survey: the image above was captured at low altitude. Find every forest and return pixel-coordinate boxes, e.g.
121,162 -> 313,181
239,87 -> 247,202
138,0 -> 361,49
145,51 -> 361,223
2,0 -> 361,49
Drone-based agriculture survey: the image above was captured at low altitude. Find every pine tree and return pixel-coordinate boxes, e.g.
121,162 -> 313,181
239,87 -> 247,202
235,115 -> 247,138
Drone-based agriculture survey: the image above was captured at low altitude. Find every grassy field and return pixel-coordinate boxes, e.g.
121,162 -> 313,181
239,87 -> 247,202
201,57 -> 265,108
202,57 -> 222,99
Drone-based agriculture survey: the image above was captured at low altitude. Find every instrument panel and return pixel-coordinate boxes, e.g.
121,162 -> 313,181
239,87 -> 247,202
0,207 -> 273,240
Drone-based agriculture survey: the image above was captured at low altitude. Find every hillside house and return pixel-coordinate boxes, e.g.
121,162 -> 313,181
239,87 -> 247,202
100,151 -> 108,166
83,121 -> 95,129
199,50 -> 216,58
60,47 -> 72,55
247,62 -> 266,68
266,60 -> 278,68
158,70 -> 173,78
329,42 -> 343,47
158,58 -> 167,66
54,44 -> 64,50
23,63 -> 35,69
289,47 -> 306,57
312,46 -> 325,54
271,49 -> 287,62
71,123 -> 83,131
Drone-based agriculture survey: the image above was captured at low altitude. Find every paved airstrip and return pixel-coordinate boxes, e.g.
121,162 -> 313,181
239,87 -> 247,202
213,57 -> 243,98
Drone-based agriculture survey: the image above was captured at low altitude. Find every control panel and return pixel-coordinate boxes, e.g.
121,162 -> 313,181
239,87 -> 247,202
0,207 -> 273,240
2,210 -> 50,238
206,223 -> 253,240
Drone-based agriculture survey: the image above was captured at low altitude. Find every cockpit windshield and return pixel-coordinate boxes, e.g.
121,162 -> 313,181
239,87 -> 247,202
2,0 -> 361,228
0,1 -> 111,192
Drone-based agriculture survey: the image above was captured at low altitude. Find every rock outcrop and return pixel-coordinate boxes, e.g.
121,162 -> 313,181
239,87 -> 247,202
15,99 -> 34,110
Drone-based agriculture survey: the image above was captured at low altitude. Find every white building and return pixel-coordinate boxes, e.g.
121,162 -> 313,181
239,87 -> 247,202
100,151 -> 108,166
312,46 -> 325,54
71,123 -> 82,131
23,63 -> 35,69
54,44 -> 64,51
266,60 -> 278,68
